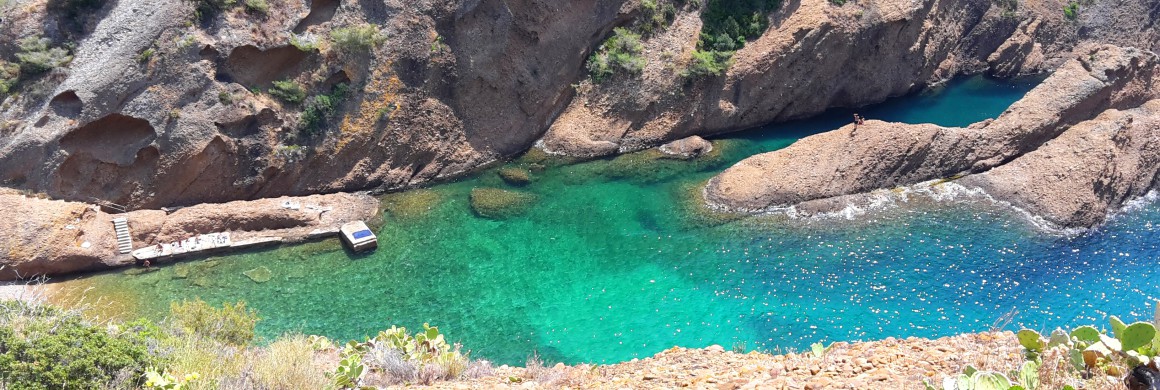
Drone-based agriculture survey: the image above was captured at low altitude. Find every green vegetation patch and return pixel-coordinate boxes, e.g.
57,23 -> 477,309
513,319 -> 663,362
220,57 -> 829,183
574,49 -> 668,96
469,187 -> 538,219
1063,1 -> 1080,20
15,36 -> 73,75
688,0 -> 781,77
586,27 -> 646,83
269,79 -> 306,105
0,61 -> 18,97
167,299 -> 259,346
0,300 -> 155,389
243,0 -> 268,14
300,82 -> 350,138
330,24 -> 385,55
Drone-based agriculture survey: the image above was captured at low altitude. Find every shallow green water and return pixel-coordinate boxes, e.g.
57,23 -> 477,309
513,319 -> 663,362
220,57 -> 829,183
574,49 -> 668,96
55,75 -> 1160,366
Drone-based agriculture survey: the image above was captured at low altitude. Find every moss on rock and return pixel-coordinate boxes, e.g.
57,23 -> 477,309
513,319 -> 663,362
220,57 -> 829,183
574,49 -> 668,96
469,188 -> 538,219
497,167 -> 532,186
381,189 -> 441,220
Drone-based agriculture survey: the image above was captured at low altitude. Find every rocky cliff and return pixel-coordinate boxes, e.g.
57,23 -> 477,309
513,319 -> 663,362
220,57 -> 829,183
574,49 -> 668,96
0,0 -> 631,209
704,45 -> 1160,228
1,0 -> 1157,211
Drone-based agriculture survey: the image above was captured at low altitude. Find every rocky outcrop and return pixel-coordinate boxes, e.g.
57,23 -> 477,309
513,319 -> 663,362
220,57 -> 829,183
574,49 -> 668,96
414,332 -> 1022,389
0,191 -> 378,280
704,45 -> 1160,228
658,135 -> 713,159
539,0 -> 1160,158
958,100 -> 1160,228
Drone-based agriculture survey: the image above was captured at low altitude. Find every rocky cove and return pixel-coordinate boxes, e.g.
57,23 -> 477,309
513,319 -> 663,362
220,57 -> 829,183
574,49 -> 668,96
2,0 -> 1160,388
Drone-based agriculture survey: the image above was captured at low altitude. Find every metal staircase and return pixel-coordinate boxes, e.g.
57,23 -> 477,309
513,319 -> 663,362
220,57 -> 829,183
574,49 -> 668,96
112,217 -> 133,254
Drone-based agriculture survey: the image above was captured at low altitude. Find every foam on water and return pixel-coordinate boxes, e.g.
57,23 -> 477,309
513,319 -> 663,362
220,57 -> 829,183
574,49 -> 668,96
47,75 -> 1160,367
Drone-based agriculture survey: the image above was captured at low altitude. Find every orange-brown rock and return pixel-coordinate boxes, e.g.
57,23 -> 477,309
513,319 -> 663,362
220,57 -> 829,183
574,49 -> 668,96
704,45 -> 1160,228
0,191 -> 378,280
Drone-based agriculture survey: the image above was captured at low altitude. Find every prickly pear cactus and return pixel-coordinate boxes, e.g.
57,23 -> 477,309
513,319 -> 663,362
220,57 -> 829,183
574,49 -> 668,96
972,371 -> 1012,390
1111,315 -> 1128,338
1017,329 -> 1045,351
1048,329 -> 1070,348
1071,325 -> 1100,346
1120,322 -> 1157,351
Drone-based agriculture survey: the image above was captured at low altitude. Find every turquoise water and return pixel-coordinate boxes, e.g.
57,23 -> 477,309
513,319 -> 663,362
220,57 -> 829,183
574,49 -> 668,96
53,75 -> 1160,366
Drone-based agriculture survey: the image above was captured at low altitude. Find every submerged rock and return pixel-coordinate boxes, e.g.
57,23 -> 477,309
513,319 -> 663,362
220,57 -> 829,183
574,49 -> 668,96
243,266 -> 272,283
469,188 -> 537,220
497,167 -> 532,186
658,136 -> 713,159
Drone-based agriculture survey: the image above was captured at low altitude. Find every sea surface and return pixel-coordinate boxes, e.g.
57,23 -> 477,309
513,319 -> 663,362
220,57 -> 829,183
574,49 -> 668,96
48,75 -> 1160,366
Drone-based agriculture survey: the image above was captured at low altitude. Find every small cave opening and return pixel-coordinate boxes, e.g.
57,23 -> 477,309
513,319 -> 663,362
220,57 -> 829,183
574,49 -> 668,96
293,0 -> 341,33
49,90 -> 83,118
60,113 -> 158,166
320,70 -> 351,91
221,45 -> 310,87
215,108 -> 279,138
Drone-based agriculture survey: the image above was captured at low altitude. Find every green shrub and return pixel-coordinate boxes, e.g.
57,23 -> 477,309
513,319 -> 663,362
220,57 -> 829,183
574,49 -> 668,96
330,24 -> 385,55
684,49 -> 731,77
688,0 -> 781,78
243,0 -> 267,14
829,0 -> 846,5
269,79 -> 306,105
0,300 -> 155,389
137,48 -> 155,63
1063,1 -> 1079,19
586,27 -> 646,82
0,61 -> 18,96
15,36 -> 73,75
300,83 -> 350,136
167,298 -> 259,346
218,91 -> 233,105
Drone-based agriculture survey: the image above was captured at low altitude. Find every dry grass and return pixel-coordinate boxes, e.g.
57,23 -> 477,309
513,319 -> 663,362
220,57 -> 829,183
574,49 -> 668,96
248,334 -> 330,389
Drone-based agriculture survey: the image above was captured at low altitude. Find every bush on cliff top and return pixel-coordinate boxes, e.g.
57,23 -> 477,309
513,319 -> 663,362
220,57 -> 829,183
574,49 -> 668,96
0,300 -> 155,389
689,0 -> 781,77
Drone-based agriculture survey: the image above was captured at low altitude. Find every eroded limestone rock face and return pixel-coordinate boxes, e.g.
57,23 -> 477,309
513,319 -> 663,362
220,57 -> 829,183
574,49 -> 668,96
704,45 -> 1160,228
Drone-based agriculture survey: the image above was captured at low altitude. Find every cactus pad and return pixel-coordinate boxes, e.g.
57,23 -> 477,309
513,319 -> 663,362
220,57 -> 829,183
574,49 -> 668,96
1119,322 -> 1157,351
1017,329 -> 1045,351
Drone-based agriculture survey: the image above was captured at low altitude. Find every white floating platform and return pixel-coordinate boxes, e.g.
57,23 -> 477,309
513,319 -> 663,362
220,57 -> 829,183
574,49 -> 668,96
339,221 -> 377,252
